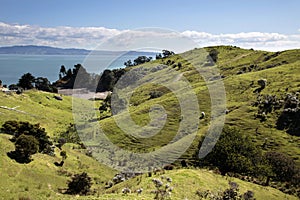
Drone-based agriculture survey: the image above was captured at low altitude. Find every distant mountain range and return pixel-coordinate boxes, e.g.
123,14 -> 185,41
0,45 -> 158,55
0,45 -> 91,55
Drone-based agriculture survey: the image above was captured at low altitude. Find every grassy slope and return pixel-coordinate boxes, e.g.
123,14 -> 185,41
0,90 -> 116,200
104,169 -> 297,200
214,46 -> 300,161
0,90 -> 73,137
95,46 -> 300,164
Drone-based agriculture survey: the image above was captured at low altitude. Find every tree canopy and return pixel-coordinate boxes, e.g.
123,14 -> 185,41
201,127 -> 262,175
17,72 -> 35,89
66,172 -> 92,195
1,120 -> 53,154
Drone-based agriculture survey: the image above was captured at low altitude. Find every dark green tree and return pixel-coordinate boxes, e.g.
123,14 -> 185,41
17,73 -> 35,90
264,151 -> 297,182
202,127 -> 262,175
8,84 -> 19,90
133,56 -> 152,65
162,50 -> 175,58
156,53 -> 162,59
1,121 -> 53,154
60,65 -> 66,76
97,69 -> 114,92
112,68 -> 126,83
66,172 -> 92,195
124,60 -> 133,67
66,69 -> 72,78
15,134 -> 39,158
7,134 -> 39,163
35,77 -> 52,92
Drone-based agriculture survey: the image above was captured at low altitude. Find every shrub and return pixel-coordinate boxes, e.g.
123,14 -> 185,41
264,151 -> 297,182
276,93 -> 300,136
35,77 -> 57,93
1,121 -> 52,154
201,127 -> 262,175
162,50 -> 175,58
1,120 -> 20,135
66,172 -> 92,195
196,181 -> 255,200
15,135 -> 39,156
7,134 -> 39,163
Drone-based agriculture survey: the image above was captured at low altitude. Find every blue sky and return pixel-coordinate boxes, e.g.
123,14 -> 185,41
1,0 -> 300,50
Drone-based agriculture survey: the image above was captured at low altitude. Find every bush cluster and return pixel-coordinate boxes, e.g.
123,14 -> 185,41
66,172 -> 92,195
196,181 -> 255,200
199,126 -> 299,197
1,120 -> 53,163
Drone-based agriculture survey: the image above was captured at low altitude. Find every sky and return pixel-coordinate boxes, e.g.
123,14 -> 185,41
1,0 -> 300,51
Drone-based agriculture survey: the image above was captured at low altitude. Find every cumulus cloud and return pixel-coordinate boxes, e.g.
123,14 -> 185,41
181,31 -> 300,51
0,22 -> 123,49
0,22 -> 300,51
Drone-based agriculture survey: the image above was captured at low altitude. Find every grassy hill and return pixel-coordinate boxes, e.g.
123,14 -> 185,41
105,168 -> 298,200
0,90 -> 116,199
0,45 -> 299,199
90,46 -> 300,164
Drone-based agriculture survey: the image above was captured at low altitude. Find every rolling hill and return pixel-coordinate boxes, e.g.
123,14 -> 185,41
0,45 -> 299,199
87,45 -> 300,165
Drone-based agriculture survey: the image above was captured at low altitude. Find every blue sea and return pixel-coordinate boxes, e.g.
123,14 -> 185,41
0,52 -> 156,85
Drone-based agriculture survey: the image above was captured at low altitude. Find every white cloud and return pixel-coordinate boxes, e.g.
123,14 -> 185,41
0,22 -> 300,51
0,22 -> 123,49
181,31 -> 300,51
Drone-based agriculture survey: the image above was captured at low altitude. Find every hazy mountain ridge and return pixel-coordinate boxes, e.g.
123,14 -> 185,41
0,45 -> 157,55
0,45 -> 91,55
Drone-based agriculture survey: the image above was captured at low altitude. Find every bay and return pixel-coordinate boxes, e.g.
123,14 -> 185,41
0,52 -> 156,85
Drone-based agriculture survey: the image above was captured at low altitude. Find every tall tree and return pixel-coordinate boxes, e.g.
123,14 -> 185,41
66,69 -> 72,78
60,65 -> 66,76
162,50 -> 174,58
17,73 -> 35,90
35,77 -> 52,92
66,172 -> 92,195
97,69 -> 114,92
202,127 -> 262,175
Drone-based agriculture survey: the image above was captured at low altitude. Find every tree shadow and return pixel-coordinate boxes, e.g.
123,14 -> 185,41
7,151 -> 32,164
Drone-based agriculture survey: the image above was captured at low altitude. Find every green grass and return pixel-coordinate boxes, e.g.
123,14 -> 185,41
0,90 -> 116,200
0,133 -> 116,200
104,169 -> 297,200
0,90 -> 74,137
87,46 -> 300,165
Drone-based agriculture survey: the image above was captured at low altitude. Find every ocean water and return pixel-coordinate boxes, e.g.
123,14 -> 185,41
0,52 -> 156,85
